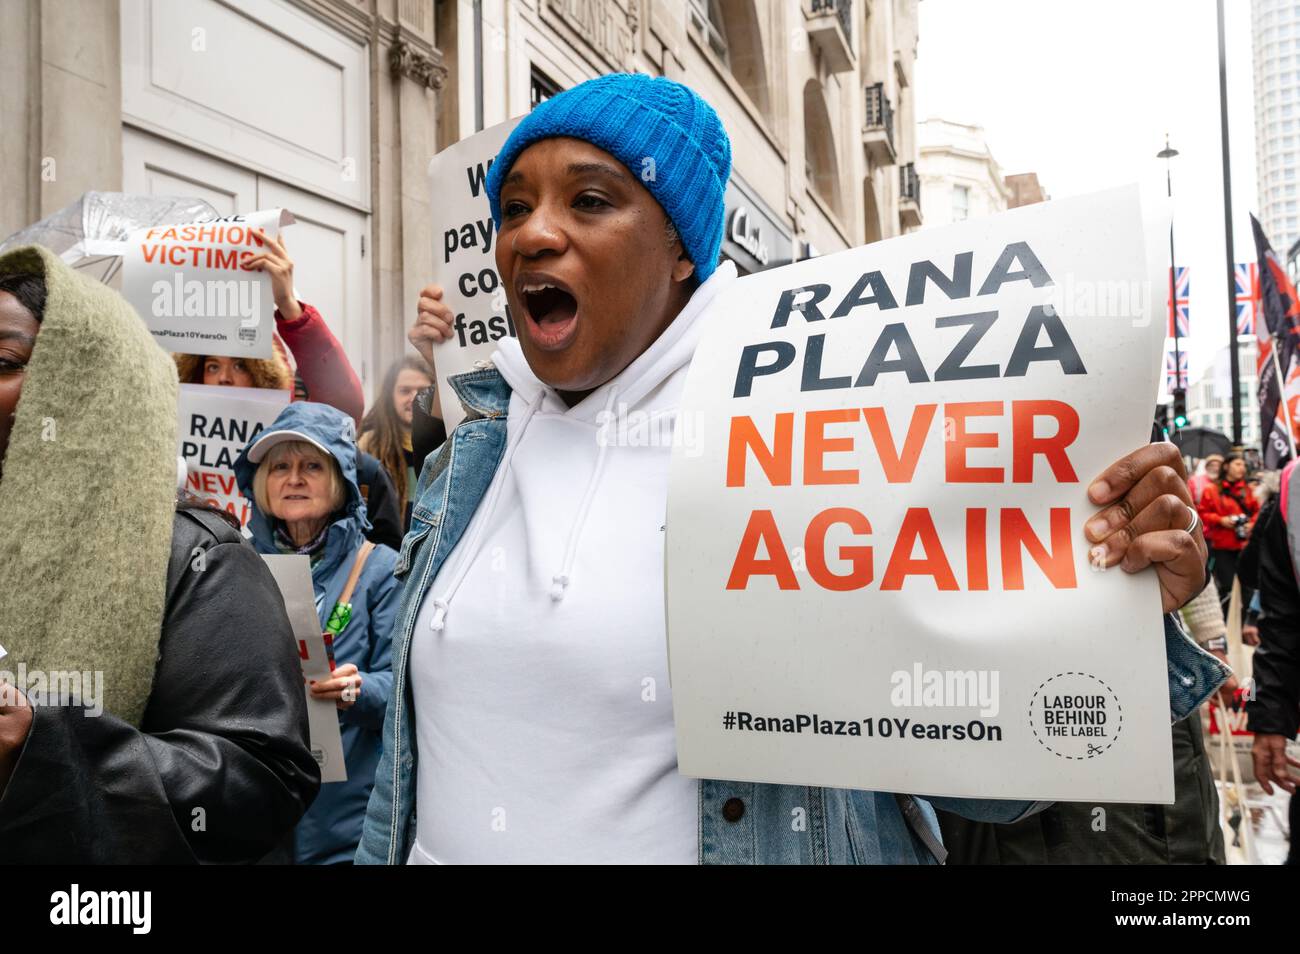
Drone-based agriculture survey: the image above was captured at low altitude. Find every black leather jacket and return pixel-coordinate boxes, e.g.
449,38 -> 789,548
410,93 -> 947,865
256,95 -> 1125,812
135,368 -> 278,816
1240,497 -> 1300,738
0,506 -> 321,863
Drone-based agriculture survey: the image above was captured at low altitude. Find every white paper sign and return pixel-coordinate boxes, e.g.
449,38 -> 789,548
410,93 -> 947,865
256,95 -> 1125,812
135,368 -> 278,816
666,185 -> 1174,803
261,555 -> 347,784
123,208 -> 295,359
427,120 -> 521,430
177,383 -> 289,533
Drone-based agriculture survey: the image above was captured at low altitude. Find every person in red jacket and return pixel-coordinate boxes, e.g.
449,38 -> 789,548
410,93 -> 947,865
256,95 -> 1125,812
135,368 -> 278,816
171,232 -> 403,548
172,231 -> 364,426
1197,452 -> 1259,617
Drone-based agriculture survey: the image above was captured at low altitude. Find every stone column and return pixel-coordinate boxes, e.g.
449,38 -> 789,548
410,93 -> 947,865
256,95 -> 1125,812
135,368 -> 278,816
0,0 -> 123,240
373,0 -> 447,381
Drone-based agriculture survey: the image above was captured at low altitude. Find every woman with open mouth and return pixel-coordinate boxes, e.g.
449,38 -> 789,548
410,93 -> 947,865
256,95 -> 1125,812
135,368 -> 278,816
360,73 -> 1226,865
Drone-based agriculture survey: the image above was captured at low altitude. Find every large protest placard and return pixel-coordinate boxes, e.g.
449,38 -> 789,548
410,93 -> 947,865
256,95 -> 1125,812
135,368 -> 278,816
123,208 -> 295,359
666,185 -> 1174,803
177,383 -> 289,533
427,119 -> 520,430
261,555 -> 347,784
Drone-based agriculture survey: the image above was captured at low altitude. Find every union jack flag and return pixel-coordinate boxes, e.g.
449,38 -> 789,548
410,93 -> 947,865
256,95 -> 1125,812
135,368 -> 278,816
1236,261 -> 1260,337
1165,349 -> 1188,392
1166,265 -> 1190,338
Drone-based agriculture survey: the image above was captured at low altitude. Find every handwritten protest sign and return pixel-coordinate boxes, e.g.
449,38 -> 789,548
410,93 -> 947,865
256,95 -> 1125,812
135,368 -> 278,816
177,383 -> 289,533
123,208 -> 295,359
666,185 -> 1174,803
261,555 -> 347,784
427,119 -> 520,430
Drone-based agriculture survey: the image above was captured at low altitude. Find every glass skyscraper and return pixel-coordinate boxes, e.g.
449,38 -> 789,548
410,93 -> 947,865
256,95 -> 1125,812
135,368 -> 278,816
1256,0 -> 1300,267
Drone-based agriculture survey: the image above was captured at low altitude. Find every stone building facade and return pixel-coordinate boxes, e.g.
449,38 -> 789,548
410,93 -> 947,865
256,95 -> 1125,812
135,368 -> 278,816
914,117 -> 1009,229
447,0 -> 922,268
1004,172 -> 1049,209
1,0 -> 921,393
1,0 -> 446,398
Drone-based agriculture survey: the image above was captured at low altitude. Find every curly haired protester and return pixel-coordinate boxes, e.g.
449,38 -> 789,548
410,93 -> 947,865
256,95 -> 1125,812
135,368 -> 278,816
0,245 -> 319,863
235,402 -> 399,864
357,74 -> 1229,865
173,232 -> 364,421
172,231 -> 404,550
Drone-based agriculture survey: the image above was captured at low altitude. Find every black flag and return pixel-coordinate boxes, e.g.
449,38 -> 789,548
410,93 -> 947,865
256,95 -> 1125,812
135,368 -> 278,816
1252,214 -> 1300,468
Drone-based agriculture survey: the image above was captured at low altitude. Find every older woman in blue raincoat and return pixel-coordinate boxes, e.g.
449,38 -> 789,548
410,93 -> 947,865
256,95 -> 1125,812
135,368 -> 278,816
236,401 -> 400,864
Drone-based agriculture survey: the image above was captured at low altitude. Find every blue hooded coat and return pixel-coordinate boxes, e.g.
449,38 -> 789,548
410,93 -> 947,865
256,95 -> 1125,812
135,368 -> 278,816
235,401 -> 400,865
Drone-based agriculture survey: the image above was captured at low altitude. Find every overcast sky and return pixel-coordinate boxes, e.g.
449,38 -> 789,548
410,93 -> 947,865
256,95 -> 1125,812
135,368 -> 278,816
915,0 -> 1258,387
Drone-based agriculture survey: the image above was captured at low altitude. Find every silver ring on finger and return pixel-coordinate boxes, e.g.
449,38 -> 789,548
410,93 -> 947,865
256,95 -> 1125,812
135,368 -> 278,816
1183,505 -> 1200,536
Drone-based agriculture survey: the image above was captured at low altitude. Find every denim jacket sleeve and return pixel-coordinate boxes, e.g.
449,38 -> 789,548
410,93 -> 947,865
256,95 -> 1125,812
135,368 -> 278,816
1164,610 -> 1231,721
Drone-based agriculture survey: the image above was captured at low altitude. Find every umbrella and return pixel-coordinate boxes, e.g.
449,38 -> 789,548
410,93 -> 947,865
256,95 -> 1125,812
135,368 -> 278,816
1170,426 -> 1233,460
0,191 -> 218,283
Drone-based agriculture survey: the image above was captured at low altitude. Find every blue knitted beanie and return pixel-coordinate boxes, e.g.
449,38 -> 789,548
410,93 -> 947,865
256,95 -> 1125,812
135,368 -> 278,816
485,73 -> 732,282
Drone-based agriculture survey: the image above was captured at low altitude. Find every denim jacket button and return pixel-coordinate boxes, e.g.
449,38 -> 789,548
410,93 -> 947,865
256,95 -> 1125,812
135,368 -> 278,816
722,798 -> 745,823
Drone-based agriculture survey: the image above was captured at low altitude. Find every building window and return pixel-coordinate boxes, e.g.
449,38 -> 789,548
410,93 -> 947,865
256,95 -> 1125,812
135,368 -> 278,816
690,0 -> 730,65
803,80 -> 842,218
953,184 -> 970,221
530,67 -> 563,109
689,0 -> 772,121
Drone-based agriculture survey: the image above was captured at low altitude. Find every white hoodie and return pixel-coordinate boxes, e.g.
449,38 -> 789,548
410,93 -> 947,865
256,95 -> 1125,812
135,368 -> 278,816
406,261 -> 737,864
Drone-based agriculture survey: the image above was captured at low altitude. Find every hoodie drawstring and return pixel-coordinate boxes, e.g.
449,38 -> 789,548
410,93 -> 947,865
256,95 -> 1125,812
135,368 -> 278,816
550,388 -> 619,602
428,390 -> 544,632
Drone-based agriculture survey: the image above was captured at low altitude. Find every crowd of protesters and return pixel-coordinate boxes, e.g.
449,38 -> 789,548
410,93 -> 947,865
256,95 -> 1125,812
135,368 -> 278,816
0,72 -> 1292,865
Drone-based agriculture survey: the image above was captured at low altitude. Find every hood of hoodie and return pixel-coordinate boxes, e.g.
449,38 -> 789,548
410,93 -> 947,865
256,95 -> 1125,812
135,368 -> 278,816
0,244 -> 179,727
422,260 -> 737,632
490,260 -> 738,423
234,401 -> 370,570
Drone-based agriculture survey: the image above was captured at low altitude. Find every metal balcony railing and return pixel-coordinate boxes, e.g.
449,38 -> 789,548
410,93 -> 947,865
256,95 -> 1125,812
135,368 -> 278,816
899,163 -> 920,205
809,0 -> 853,46
864,82 -> 894,155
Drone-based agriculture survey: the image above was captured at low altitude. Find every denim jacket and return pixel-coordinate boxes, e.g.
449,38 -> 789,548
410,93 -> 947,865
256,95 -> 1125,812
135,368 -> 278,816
356,367 -> 1230,865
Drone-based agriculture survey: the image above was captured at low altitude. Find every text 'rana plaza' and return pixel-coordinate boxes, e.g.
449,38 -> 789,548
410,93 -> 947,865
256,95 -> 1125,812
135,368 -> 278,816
725,240 -> 1091,595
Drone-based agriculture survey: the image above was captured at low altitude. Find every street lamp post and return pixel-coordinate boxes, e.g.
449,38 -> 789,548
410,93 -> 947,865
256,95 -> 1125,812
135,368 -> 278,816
1217,0 -> 1242,447
1157,136 -> 1185,427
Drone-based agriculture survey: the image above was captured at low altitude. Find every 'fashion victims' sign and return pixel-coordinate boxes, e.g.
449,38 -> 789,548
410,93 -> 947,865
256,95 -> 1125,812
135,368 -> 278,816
123,208 -> 295,359
666,185 -> 1175,803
